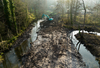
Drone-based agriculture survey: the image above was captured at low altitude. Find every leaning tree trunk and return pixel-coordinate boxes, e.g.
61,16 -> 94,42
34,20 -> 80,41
0,0 -> 3,11
9,0 -> 18,35
82,0 -> 86,37
3,0 -> 12,30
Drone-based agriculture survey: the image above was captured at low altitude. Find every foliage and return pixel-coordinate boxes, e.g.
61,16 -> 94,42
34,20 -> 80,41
0,54 -> 3,63
0,0 -> 35,54
25,0 -> 47,19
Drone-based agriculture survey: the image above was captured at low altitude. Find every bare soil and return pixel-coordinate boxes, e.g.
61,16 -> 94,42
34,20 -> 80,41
20,21 -> 86,68
75,33 -> 100,64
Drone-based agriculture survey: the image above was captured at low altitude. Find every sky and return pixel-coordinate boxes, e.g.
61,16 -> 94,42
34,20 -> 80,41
46,0 -> 100,8
84,0 -> 99,7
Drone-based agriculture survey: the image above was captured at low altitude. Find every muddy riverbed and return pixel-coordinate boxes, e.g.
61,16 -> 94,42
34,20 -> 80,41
20,21 -> 86,68
75,30 -> 100,67
70,30 -> 100,68
1,19 -> 99,68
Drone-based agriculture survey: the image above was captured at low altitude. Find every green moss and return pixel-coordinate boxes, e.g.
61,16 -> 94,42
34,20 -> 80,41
0,32 -> 23,54
9,0 -> 18,35
0,55 -> 3,63
3,0 -> 12,30
0,52 -> 4,63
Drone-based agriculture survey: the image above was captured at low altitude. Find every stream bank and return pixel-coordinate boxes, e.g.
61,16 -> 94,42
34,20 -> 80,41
0,20 -> 39,68
0,21 -> 35,64
75,32 -> 100,64
20,21 -> 86,68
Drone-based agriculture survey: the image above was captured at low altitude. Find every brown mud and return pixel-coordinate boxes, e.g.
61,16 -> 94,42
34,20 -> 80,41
75,33 -> 100,64
20,21 -> 86,68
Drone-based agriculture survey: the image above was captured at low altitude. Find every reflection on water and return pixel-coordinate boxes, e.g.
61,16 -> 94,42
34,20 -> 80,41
0,20 -> 44,68
76,42 -> 81,51
15,39 -> 31,60
31,20 -> 42,42
1,49 -> 21,68
0,39 -> 30,68
70,30 -> 100,68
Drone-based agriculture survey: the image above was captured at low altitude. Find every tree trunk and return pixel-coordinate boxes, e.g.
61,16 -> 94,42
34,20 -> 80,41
70,0 -> 73,25
9,0 -> 18,35
3,0 -> 12,30
74,0 -> 78,22
82,0 -> 86,36
0,34 -> 2,42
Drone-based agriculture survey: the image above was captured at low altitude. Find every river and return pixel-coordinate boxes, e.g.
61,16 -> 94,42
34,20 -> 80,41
0,20 -> 43,68
70,30 -> 100,68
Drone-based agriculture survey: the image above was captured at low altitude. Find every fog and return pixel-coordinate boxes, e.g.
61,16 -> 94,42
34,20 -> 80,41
47,0 -> 100,8
84,0 -> 100,7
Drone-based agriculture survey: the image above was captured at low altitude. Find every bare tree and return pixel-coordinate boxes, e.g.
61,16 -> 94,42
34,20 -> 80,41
56,0 -> 65,18
82,0 -> 86,35
74,0 -> 81,22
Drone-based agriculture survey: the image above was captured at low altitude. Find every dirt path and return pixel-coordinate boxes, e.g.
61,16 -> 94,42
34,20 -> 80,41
20,21 -> 86,68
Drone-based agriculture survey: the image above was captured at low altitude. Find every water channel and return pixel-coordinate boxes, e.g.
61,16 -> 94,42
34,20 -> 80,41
0,20 -> 43,68
70,30 -> 100,68
0,20 -> 100,68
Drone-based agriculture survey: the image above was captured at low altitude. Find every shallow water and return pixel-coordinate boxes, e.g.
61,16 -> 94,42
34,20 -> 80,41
70,30 -> 100,68
0,20 -> 43,68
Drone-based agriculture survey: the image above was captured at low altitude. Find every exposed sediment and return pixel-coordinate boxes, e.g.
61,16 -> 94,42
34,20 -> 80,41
76,33 -> 100,64
20,21 -> 86,68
